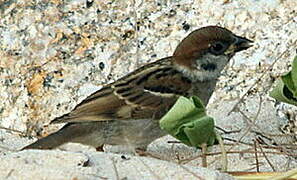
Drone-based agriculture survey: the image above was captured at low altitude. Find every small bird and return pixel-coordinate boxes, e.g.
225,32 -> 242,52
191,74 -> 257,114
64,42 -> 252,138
22,26 -> 252,152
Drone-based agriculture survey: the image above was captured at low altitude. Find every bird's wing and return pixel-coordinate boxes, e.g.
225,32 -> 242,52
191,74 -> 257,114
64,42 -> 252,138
51,58 -> 192,124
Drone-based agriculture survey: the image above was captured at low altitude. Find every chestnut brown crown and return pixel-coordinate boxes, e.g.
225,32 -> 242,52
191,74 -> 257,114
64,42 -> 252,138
172,26 -> 253,81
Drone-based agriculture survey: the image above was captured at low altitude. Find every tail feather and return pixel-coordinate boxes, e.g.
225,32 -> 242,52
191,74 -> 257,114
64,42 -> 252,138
22,124 -> 75,150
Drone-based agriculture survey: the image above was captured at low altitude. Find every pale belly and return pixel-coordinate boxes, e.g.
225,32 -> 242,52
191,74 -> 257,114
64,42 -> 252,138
72,119 -> 167,149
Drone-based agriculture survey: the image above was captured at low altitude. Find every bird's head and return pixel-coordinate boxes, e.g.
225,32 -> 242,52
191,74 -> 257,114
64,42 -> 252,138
173,26 -> 253,81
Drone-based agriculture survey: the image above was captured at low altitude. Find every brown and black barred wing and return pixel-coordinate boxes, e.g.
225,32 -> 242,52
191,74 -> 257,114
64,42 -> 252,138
51,58 -> 192,123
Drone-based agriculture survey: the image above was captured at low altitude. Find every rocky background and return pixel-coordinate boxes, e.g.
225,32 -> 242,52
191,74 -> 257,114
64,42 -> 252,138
0,0 -> 297,179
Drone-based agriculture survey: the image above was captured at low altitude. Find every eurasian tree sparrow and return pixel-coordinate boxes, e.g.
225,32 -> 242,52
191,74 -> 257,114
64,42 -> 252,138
23,26 -> 253,151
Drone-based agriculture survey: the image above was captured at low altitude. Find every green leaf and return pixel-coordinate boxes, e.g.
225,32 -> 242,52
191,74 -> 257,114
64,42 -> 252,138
290,55 -> 297,98
159,96 -> 216,148
180,116 -> 216,146
281,72 -> 295,93
269,80 -> 297,106
270,55 -> 297,106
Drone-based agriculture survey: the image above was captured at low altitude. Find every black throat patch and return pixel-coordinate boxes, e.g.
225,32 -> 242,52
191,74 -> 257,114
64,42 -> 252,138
201,63 -> 217,71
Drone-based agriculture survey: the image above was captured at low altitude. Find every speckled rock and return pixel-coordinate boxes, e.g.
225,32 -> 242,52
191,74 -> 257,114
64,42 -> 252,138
0,0 -> 297,178
0,150 -> 234,180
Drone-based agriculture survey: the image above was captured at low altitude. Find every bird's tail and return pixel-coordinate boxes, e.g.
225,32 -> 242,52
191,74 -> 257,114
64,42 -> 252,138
21,123 -> 75,150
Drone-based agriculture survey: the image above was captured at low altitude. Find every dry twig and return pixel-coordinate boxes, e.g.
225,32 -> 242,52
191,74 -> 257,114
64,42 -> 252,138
253,140 -> 260,172
256,138 -> 276,172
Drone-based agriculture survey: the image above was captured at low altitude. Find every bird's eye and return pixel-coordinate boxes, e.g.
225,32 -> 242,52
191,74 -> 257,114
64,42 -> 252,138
209,42 -> 227,55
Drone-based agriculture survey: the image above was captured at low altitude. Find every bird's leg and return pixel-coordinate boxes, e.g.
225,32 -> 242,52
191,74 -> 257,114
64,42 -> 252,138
96,145 -> 104,152
135,147 -> 164,160
135,147 -> 148,156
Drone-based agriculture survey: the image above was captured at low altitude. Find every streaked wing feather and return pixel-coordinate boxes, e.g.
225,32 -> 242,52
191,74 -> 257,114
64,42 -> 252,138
51,86 -> 128,123
51,58 -> 192,123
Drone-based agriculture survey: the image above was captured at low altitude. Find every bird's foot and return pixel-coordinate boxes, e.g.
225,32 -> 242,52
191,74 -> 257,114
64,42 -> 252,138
135,148 -> 148,156
96,145 -> 104,152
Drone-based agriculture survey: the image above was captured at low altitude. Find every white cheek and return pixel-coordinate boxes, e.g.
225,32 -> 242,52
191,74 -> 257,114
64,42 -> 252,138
175,54 -> 230,82
194,54 -> 230,80
197,54 -> 229,71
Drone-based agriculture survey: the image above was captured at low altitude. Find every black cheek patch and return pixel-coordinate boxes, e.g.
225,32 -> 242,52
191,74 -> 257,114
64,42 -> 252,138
201,63 -> 217,71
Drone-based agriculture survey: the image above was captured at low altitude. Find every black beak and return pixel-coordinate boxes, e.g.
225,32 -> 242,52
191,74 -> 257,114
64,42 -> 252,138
234,36 -> 253,52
